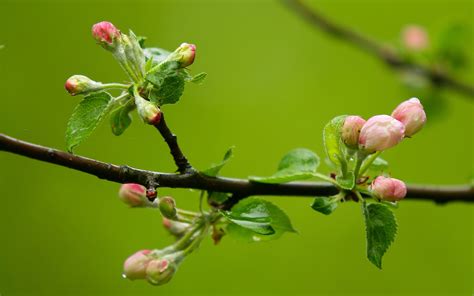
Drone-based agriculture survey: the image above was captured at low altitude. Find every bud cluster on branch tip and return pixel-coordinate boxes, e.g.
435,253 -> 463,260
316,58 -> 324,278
118,183 -> 149,207
163,218 -> 189,238
146,257 -> 178,285
92,21 -> 121,51
391,98 -> 426,137
358,115 -> 405,153
134,94 -> 162,125
370,176 -> 407,202
159,196 -> 178,220
167,43 -> 196,68
402,25 -> 429,51
342,116 -> 366,149
64,75 -> 103,96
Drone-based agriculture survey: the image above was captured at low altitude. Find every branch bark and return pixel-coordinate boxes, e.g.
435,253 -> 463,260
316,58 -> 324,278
1,133 -> 472,205
282,0 -> 474,98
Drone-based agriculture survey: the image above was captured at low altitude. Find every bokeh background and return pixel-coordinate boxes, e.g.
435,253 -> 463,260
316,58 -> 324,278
0,0 -> 472,295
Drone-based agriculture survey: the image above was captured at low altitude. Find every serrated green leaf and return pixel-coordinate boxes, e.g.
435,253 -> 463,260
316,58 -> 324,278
323,115 -> 347,168
189,72 -> 207,84
311,197 -> 338,215
202,147 -> 234,177
225,198 -> 296,242
110,101 -> 134,136
144,47 -> 171,63
65,92 -> 112,152
367,157 -> 389,175
363,202 -> 398,269
146,69 -> 185,106
250,148 -> 320,184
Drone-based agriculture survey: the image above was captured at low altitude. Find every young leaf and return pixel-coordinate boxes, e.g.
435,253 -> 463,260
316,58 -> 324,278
110,101 -> 134,136
366,157 -> 389,175
224,198 -> 296,242
311,196 -> 338,215
147,70 -> 185,106
144,47 -> 171,63
208,191 -> 231,205
363,202 -> 398,269
323,115 -> 347,168
202,147 -> 234,177
249,148 -> 320,184
189,72 -> 207,84
65,92 -> 112,152
336,172 -> 355,190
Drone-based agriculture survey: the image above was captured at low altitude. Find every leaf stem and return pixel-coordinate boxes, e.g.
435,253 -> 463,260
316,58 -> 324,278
102,83 -> 130,90
313,172 -> 338,186
359,151 -> 382,177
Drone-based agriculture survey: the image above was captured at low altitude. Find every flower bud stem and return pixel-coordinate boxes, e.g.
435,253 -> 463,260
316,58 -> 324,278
102,83 -> 130,90
358,151 -> 382,177
313,173 -> 338,186
353,151 -> 368,184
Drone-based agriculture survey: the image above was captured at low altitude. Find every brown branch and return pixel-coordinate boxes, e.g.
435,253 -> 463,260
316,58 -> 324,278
154,114 -> 193,174
282,0 -> 474,98
1,133 -> 472,205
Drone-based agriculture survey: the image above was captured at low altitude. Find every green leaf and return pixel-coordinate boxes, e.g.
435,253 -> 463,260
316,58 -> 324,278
363,202 -> 398,269
323,115 -> 347,168
366,157 -> 389,175
144,47 -> 171,63
224,198 -> 296,242
249,148 -> 320,184
65,92 -> 112,152
208,191 -> 231,205
110,101 -> 134,136
202,147 -> 234,177
311,197 -> 338,215
147,70 -> 185,106
189,72 -> 207,84
336,172 -> 355,190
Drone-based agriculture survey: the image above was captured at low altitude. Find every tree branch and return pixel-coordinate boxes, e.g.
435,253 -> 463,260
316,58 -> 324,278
154,114 -> 193,174
282,0 -> 474,98
1,133 -> 472,205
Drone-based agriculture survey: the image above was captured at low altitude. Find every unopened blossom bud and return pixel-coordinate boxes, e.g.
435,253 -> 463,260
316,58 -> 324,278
64,75 -> 103,96
159,196 -> 177,220
119,183 -> 148,207
370,176 -> 407,202
402,25 -> 428,51
359,115 -> 405,153
391,98 -> 426,137
168,43 -> 196,68
341,115 -> 366,148
146,258 -> 178,285
92,21 -> 121,51
135,95 -> 161,125
163,218 -> 189,238
123,249 -> 152,280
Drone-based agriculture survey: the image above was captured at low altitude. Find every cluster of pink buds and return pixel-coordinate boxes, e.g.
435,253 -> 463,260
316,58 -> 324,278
123,250 -> 180,285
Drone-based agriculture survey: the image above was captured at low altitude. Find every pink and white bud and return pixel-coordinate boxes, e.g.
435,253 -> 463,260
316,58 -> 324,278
123,249 -> 152,280
163,218 -> 189,238
135,95 -> 162,125
64,75 -> 102,96
359,115 -> 405,153
391,98 -> 426,137
169,43 -> 196,68
402,25 -> 429,51
92,21 -> 121,50
118,183 -> 148,207
370,176 -> 407,202
341,115 -> 366,148
146,258 -> 178,285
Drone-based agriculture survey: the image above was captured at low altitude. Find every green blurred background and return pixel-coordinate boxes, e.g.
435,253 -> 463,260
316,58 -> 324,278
0,0 -> 472,295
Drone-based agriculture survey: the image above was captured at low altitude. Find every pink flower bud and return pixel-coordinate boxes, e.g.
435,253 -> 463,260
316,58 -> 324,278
92,21 -> 121,50
123,249 -> 152,280
159,196 -> 177,219
118,183 -> 148,207
170,43 -> 196,68
402,25 -> 429,51
341,116 -> 366,148
359,115 -> 405,153
146,258 -> 177,285
135,95 -> 162,125
391,98 -> 426,137
370,176 -> 407,202
64,75 -> 102,96
163,218 -> 189,238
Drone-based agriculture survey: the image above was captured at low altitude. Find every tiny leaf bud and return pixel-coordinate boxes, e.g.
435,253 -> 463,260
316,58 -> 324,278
159,196 -> 178,220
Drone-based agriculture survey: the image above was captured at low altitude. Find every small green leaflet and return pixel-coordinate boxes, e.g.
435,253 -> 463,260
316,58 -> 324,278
110,101 -> 134,136
323,115 -> 347,168
208,191 -> 231,205
249,148 -> 319,184
201,147 -> 234,177
224,198 -> 296,242
147,70 -> 185,106
367,157 -> 389,175
363,202 -> 398,269
311,197 -> 338,215
144,47 -> 171,63
336,172 -> 355,190
65,92 -> 112,152
188,72 -> 207,84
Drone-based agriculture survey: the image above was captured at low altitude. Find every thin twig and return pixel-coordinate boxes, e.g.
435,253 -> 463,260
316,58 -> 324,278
282,0 -> 474,98
1,133 -> 472,205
